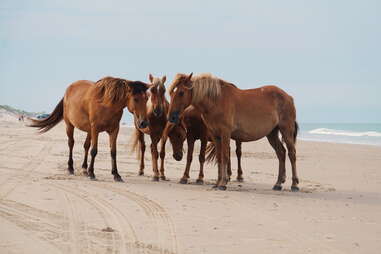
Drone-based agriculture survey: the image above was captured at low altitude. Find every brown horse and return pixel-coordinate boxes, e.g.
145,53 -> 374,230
131,74 -> 186,181
162,106 -> 244,184
29,77 -> 150,182
168,73 -> 299,191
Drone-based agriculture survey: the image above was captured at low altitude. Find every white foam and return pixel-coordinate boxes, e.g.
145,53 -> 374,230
309,128 -> 381,137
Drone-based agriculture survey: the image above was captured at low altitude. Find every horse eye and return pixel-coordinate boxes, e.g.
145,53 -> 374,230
179,91 -> 184,97
134,98 -> 138,102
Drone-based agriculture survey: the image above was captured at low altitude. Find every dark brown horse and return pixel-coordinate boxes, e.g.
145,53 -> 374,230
162,105 -> 244,184
131,74 -> 186,181
168,73 -> 299,191
29,77 -> 150,182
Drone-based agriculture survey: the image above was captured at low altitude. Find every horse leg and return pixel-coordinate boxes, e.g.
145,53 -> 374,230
159,139 -> 166,180
138,131 -> 145,176
218,134 -> 231,190
150,136 -> 160,181
227,145 -> 232,182
213,136 -> 222,188
214,133 -> 230,190
180,137 -> 195,184
66,123 -> 75,174
267,128 -> 286,191
280,127 -> 299,192
236,140 -> 244,182
81,133 -> 91,176
108,128 -> 123,182
88,128 -> 99,180
196,138 -> 207,184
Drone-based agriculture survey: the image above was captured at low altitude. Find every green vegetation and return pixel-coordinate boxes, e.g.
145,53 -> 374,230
0,105 -> 45,116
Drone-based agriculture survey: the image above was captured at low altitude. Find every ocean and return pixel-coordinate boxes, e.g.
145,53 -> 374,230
299,123 -> 381,147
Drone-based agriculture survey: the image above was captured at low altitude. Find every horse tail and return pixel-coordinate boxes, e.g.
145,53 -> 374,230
28,98 -> 64,133
294,121 -> 299,143
130,128 -> 142,159
205,142 -> 217,164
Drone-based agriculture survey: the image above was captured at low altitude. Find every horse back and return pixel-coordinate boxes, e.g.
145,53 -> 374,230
229,85 -> 296,141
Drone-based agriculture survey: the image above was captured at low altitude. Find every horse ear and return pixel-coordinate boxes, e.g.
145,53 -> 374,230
145,82 -> 153,90
149,74 -> 154,83
184,73 -> 193,89
162,75 -> 166,84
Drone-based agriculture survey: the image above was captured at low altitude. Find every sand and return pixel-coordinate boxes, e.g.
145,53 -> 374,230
0,120 -> 380,254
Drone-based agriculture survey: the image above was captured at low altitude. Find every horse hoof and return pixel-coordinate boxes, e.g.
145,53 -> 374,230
138,171 -> 144,176
82,171 -> 89,176
89,175 -> 96,181
237,177 -> 244,182
152,176 -> 159,182
217,186 -> 227,191
68,170 -> 74,175
272,185 -> 282,191
160,176 -> 167,181
196,179 -> 204,185
212,185 -> 218,189
179,178 -> 188,184
291,186 -> 300,192
114,175 -> 124,182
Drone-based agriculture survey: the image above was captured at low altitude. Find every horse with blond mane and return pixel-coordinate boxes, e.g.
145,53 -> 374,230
29,77 -> 150,182
168,73 -> 299,191
131,74 -> 186,181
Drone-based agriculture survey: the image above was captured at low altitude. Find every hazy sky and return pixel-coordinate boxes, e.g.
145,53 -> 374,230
1,0 -> 380,123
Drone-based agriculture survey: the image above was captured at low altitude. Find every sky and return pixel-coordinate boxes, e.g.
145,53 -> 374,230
1,0 -> 380,124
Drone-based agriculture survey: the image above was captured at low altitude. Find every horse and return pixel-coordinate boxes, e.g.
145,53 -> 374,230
29,76 -> 150,182
162,105 -> 244,184
167,73 -> 299,191
131,74 -> 186,181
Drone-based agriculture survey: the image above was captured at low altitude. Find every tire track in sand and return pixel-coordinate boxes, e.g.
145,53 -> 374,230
51,182 -> 143,254
93,182 -> 179,254
0,141 -> 53,200
0,199 -> 66,252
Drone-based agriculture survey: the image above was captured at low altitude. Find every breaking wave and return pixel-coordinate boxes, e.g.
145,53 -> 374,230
309,128 -> 381,137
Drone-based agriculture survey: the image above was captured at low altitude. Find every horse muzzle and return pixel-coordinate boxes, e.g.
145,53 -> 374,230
168,111 -> 180,124
173,152 -> 183,161
153,107 -> 163,117
138,119 -> 149,129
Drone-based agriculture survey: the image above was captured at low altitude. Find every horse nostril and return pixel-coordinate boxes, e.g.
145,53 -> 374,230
154,108 -> 162,117
173,153 -> 183,161
169,113 -> 179,124
139,120 -> 148,128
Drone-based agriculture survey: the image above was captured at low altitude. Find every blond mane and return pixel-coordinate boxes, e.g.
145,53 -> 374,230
169,73 -> 236,103
94,76 -> 128,104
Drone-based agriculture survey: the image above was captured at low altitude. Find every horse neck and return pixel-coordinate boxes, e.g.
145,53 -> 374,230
191,83 -> 233,115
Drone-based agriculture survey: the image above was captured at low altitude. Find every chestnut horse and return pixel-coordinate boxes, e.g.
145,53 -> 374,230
162,106 -> 244,184
131,74 -> 186,181
29,77 -> 150,182
168,73 -> 299,191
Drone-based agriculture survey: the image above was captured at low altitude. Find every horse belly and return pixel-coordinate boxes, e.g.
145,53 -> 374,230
232,113 -> 278,142
66,110 -> 91,132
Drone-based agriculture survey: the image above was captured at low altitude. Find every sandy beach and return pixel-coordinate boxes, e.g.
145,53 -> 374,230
0,120 -> 380,254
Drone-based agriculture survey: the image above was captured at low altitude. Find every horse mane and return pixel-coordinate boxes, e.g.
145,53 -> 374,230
95,77 -> 149,104
151,76 -> 165,89
169,73 -> 237,103
94,76 -> 128,104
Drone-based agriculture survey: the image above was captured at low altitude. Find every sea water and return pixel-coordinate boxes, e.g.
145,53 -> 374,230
299,123 -> 381,146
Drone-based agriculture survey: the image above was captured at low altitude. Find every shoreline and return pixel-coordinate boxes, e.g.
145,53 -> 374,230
298,137 -> 381,148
